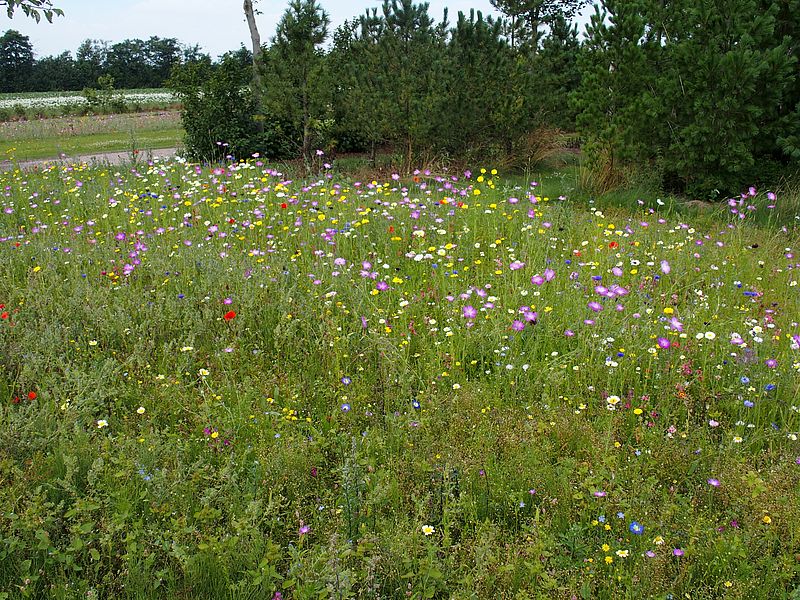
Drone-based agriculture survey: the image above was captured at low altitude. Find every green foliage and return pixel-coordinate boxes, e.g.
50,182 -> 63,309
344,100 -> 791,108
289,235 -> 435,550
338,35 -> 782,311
262,0 -> 331,168
169,55 -> 296,161
574,0 -> 800,197
489,0 -> 588,52
81,75 -> 127,113
1,0 -> 62,23
0,30 -> 34,93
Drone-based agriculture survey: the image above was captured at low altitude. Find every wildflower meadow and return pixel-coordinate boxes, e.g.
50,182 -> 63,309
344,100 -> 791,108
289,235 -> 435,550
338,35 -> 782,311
0,158 -> 799,599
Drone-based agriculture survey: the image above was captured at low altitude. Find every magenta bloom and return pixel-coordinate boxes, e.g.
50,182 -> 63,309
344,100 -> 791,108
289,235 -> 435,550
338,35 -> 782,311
523,310 -> 538,323
673,548 -> 684,557
509,261 -> 525,271
707,478 -> 720,487
299,524 -> 310,535
657,337 -> 671,350
661,260 -> 671,274
544,268 -> 555,282
511,320 -> 525,332
588,301 -> 603,312
593,490 -> 607,498
531,274 -> 544,285
765,359 -> 777,368
462,305 -> 477,319
669,317 -> 684,332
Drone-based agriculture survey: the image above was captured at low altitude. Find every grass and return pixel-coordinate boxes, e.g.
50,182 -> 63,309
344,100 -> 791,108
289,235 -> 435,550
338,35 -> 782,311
0,112 -> 183,161
0,158 -> 799,599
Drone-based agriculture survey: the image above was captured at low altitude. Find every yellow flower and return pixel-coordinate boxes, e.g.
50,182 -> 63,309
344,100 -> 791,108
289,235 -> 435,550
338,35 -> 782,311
762,515 -> 772,524
604,556 -> 613,564
136,406 -> 145,414
602,544 -> 610,552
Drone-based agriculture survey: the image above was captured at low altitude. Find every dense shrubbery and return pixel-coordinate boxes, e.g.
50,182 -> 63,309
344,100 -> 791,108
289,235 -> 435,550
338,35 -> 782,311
168,0 -> 799,196
575,0 -> 800,197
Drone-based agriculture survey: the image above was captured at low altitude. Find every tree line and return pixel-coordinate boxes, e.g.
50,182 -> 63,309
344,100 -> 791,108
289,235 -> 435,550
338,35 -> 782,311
171,0 -> 800,197
171,0 -> 584,171
0,30 -> 206,92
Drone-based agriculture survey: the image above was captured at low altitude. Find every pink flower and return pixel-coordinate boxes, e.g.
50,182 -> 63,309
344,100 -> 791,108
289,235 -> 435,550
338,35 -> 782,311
462,305 -> 477,319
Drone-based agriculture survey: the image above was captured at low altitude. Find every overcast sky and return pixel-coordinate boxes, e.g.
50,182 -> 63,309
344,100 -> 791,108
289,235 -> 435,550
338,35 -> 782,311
2,0 -> 525,58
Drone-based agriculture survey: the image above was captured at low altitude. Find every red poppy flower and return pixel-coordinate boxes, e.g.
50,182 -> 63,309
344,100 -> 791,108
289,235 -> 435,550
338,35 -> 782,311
228,218 -> 235,224
28,391 -> 37,401
609,241 -> 619,249
0,312 -> 8,320
224,311 -> 236,321
281,203 -> 288,209
388,226 -> 394,233
12,396 -> 20,404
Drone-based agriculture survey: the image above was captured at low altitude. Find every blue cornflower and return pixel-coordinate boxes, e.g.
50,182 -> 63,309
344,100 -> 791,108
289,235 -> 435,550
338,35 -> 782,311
617,512 -> 625,519
598,515 -> 606,523
341,376 -> 352,385
744,400 -> 754,408
765,384 -> 776,392
412,398 -> 421,410
341,403 -> 351,412
629,521 -> 644,535
741,376 -> 750,384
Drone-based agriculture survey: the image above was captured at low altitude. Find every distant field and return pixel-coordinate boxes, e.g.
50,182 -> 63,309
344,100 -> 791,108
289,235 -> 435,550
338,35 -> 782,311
0,111 -> 183,161
0,89 -> 177,111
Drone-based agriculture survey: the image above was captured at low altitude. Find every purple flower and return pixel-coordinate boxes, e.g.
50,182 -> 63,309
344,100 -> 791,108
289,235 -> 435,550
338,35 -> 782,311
669,317 -> 684,332
594,490 -> 607,498
629,521 -> 644,534
673,548 -> 684,557
299,524 -> 310,535
588,301 -> 603,312
661,260 -> 671,274
707,478 -> 720,487
657,337 -> 671,350
462,305 -> 477,319
531,275 -> 544,286
511,320 -> 525,332
544,268 -> 556,281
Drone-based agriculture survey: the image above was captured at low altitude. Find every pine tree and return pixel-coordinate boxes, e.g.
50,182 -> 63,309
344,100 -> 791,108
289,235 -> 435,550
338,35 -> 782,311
263,0 -> 331,169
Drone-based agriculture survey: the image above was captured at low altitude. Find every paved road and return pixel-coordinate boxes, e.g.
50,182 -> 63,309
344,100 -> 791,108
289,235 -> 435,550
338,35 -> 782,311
0,147 -> 180,172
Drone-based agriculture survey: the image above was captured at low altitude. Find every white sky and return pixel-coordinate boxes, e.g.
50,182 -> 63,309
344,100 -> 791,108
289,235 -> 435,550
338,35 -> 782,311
3,0 -> 521,58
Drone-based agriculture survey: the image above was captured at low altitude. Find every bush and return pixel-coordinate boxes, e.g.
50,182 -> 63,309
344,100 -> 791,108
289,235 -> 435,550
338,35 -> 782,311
169,56 -> 299,162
